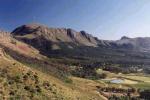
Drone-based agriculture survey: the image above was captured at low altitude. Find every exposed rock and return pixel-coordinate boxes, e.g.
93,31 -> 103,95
11,23 -> 150,56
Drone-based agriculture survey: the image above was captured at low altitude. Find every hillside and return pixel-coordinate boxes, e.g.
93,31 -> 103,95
0,31 -> 107,100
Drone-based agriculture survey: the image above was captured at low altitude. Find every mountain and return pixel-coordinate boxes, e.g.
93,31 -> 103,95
12,23 -> 150,52
114,36 -> 150,52
11,23 -> 150,65
11,23 -> 101,47
11,23 -> 111,57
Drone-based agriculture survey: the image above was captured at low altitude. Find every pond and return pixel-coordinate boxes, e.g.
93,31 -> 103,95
110,79 -> 124,84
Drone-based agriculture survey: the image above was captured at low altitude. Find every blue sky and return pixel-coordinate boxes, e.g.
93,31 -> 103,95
0,0 -> 150,40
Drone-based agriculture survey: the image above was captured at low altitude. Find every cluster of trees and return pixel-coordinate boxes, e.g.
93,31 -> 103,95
98,87 -> 150,100
79,62 -> 144,74
108,89 -> 150,100
108,95 -> 139,100
144,67 -> 150,74
139,89 -> 150,100
71,66 -> 107,80
101,65 -> 142,74
97,87 -> 138,100
98,87 -> 136,94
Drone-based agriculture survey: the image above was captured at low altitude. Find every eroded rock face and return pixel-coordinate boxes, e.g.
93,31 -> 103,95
12,23 -> 100,47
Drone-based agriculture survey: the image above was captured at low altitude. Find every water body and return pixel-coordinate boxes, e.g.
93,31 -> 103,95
110,79 -> 124,84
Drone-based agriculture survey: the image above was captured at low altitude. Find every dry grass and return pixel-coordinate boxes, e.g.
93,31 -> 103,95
123,75 -> 150,83
0,38 -> 106,100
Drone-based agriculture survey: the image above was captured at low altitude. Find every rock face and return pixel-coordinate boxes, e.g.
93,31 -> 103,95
12,23 -> 99,47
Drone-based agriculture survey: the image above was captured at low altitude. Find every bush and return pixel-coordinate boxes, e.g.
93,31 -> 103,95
98,73 -> 107,79
9,91 -> 15,95
13,75 -> 22,83
23,75 -> 28,80
64,78 -> 73,84
24,86 -> 30,91
36,86 -> 42,93
8,80 -> 15,85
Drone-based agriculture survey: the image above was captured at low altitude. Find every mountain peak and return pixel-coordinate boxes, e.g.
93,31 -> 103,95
121,36 -> 130,40
24,23 -> 47,27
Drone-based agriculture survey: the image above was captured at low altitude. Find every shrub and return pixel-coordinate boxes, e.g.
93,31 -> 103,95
23,75 -> 28,81
36,86 -> 42,93
64,78 -> 73,84
8,80 -> 15,85
13,75 -> 22,83
24,86 -> 30,91
9,91 -> 15,95
43,81 -> 50,87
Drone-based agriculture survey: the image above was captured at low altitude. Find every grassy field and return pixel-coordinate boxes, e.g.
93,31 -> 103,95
122,75 -> 150,82
121,74 -> 150,89
97,68 -> 150,89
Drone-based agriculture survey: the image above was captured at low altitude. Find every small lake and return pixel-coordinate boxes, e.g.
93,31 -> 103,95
110,79 -> 124,84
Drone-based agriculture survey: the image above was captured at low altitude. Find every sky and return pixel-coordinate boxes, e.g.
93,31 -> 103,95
0,0 -> 150,40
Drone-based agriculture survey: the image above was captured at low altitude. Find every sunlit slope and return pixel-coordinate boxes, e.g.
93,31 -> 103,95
0,32 -> 105,100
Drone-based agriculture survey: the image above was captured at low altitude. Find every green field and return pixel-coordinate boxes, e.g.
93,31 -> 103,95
97,69 -> 150,89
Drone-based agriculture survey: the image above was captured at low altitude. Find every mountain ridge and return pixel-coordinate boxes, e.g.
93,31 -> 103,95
11,23 -> 150,52
11,23 -> 100,47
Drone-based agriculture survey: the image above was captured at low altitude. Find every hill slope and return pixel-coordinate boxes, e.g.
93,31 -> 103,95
0,31 -> 106,100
